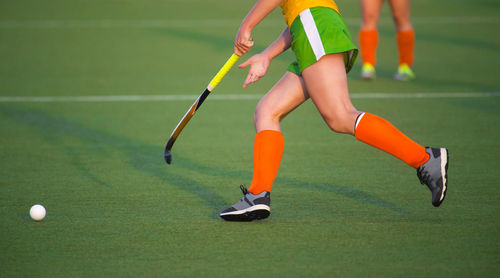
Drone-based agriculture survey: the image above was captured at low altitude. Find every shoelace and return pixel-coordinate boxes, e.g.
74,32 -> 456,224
240,185 -> 249,195
237,185 -> 253,205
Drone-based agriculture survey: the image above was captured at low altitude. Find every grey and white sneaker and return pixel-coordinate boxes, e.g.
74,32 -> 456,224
417,147 -> 449,207
220,185 -> 270,221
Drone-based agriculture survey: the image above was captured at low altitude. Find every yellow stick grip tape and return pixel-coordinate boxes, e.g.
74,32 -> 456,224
207,53 -> 240,91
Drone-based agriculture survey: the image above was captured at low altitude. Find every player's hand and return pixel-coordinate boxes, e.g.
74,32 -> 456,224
234,29 -> 254,56
238,53 -> 270,88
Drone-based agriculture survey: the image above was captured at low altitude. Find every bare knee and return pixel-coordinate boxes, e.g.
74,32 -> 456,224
322,110 -> 359,135
390,7 -> 413,30
324,118 -> 353,134
254,100 -> 283,129
392,16 -> 413,31
361,13 -> 380,30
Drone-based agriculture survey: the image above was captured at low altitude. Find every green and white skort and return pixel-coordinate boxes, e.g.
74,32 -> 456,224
288,7 -> 358,75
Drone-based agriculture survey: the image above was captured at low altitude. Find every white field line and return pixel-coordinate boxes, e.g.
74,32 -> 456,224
0,16 -> 498,29
0,92 -> 498,103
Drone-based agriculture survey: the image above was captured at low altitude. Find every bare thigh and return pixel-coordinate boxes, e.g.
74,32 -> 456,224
254,71 -> 308,132
301,53 -> 360,135
388,0 -> 413,31
360,0 -> 385,30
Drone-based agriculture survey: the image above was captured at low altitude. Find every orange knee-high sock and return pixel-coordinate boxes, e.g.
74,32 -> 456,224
359,30 -> 379,66
248,130 -> 285,195
396,30 -> 415,66
354,113 -> 429,168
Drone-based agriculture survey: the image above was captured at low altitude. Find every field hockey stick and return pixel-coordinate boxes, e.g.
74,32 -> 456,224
164,53 -> 240,164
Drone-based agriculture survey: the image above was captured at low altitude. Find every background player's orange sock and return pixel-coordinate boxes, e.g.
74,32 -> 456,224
359,30 -> 379,66
397,30 -> 415,66
248,130 -> 284,195
354,113 -> 429,169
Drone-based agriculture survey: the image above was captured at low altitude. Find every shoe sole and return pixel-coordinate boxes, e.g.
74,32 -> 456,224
361,73 -> 374,81
434,148 -> 449,207
220,205 -> 270,222
394,76 -> 415,81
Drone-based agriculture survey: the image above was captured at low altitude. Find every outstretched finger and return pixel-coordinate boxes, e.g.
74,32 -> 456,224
238,59 -> 251,69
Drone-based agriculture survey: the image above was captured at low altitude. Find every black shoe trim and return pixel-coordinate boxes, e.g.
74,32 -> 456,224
431,147 -> 441,158
243,196 -> 254,207
220,209 -> 270,222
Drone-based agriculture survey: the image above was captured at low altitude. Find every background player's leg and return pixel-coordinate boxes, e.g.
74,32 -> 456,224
389,0 -> 416,80
388,0 -> 413,32
359,0 -> 384,80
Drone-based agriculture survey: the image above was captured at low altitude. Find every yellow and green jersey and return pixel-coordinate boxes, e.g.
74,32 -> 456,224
280,0 -> 340,27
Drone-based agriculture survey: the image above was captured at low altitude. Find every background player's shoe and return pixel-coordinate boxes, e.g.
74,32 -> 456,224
220,185 -> 270,221
417,147 -> 449,207
394,64 -> 415,81
361,63 -> 376,80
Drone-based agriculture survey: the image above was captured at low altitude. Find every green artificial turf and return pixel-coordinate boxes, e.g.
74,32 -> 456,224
1,0 -> 499,277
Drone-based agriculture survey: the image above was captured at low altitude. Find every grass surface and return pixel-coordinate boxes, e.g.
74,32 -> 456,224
1,0 -> 499,277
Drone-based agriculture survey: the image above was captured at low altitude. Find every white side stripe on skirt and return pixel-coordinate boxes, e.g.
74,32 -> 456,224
299,9 -> 326,61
